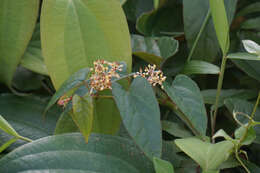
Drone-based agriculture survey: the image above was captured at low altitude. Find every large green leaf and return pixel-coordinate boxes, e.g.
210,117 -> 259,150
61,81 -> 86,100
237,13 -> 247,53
224,98 -> 260,144
183,0 -> 237,61
131,35 -> 179,66
209,0 -> 230,55
181,60 -> 220,75
112,77 -> 162,159
41,0 -> 132,135
0,94 -> 61,150
41,0 -> 132,89
72,94 -> 94,143
164,75 -> 207,136
175,138 -> 234,172
136,1 -> 183,37
0,0 -> 40,86
0,133 -> 155,173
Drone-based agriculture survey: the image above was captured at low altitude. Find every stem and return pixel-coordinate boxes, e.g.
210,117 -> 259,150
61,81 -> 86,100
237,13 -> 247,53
250,91 -> 260,119
187,10 -> 211,62
239,92 -> 260,145
18,135 -> 33,142
211,56 -> 228,141
235,147 -> 250,173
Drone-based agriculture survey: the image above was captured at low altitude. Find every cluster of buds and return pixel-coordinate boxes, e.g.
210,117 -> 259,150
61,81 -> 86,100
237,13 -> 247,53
89,60 -> 123,94
57,95 -> 72,107
134,64 -> 166,88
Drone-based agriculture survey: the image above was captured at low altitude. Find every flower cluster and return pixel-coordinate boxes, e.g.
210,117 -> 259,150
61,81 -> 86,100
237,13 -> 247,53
89,60 -> 123,94
134,64 -> 166,88
57,95 -> 72,106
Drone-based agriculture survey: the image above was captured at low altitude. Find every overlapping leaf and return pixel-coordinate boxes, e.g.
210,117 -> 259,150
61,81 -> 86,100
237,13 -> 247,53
164,75 -> 207,136
112,77 -> 162,159
175,138 -> 234,172
41,0 -> 132,135
183,0 -> 237,61
0,94 -> 60,150
131,35 -> 178,66
0,133 -> 155,173
0,0 -> 40,86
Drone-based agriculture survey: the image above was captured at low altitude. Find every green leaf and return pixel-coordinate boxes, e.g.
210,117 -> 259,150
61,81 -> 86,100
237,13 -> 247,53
0,115 -> 19,137
241,17 -> 260,31
131,35 -> 179,66
0,0 -> 40,86
41,0 -> 131,136
92,93 -> 122,135
112,77 -> 162,159
0,94 -> 60,150
123,0 -> 154,22
44,68 -> 90,114
136,1 -> 183,36
120,0 -> 127,5
41,0 -> 132,89
164,75 -> 207,136
0,133 -> 155,172
12,67 -> 44,92
231,59 -> 260,82
153,157 -> 174,173
237,2 -> 260,17
183,0 -> 237,61
227,52 -> 260,61
201,89 -> 257,105
209,0 -> 230,55
235,126 -> 256,145
72,94 -> 93,143
213,129 -> 233,141
224,98 -> 260,144
181,60 -> 220,75
162,121 -> 192,138
20,23 -> 48,75
175,138 -> 234,172
54,112 -> 79,135
20,47 -> 48,75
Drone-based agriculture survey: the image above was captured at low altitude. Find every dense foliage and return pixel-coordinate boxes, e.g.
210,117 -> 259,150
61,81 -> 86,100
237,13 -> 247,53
0,0 -> 260,172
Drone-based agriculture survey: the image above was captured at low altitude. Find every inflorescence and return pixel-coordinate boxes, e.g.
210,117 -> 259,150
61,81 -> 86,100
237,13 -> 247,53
89,60 -> 123,94
134,64 -> 166,88
57,61 -> 166,106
